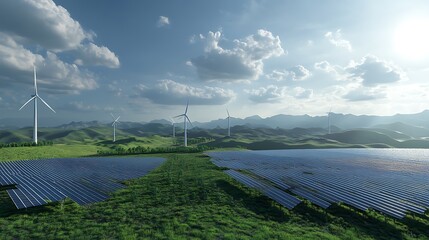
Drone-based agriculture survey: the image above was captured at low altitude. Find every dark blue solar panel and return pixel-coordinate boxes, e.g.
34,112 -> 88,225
0,157 -> 165,209
208,149 -> 429,219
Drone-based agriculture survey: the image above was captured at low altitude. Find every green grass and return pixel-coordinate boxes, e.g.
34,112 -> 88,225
0,149 -> 428,239
0,144 -> 102,161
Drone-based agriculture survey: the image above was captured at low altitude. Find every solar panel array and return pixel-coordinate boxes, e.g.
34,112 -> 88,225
0,157 -> 165,209
208,149 -> 429,219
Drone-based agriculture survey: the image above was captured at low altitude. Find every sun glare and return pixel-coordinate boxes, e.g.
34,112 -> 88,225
394,18 -> 429,60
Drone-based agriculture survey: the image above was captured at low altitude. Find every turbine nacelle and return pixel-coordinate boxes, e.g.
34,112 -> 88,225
175,100 -> 192,146
110,113 -> 120,142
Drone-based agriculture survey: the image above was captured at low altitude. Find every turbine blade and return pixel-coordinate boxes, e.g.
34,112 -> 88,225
174,114 -> 184,118
226,108 -> 230,117
19,96 -> 36,111
169,117 -> 175,124
185,99 -> 189,114
37,96 -> 56,113
34,65 -> 38,95
116,116 -> 121,122
110,113 -> 116,120
185,115 -> 193,127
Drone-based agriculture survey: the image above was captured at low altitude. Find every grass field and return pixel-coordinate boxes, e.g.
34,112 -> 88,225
0,146 -> 428,239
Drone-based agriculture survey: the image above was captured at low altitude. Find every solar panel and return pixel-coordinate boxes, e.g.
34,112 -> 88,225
225,169 -> 301,209
208,149 -> 429,219
0,157 -> 165,209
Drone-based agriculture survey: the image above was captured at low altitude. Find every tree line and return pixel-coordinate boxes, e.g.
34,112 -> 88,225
97,145 -> 215,156
0,141 -> 54,148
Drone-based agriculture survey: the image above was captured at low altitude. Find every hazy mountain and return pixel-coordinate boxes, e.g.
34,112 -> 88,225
373,122 -> 429,138
57,121 -> 106,129
189,110 -> 429,130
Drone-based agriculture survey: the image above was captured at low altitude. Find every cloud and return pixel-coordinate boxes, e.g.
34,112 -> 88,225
266,65 -> 311,81
0,34 -> 97,93
157,16 -> 170,27
266,70 -> 288,81
74,43 -> 120,68
0,0 -> 88,51
191,29 -> 284,82
293,87 -> 313,99
38,52 -> 98,92
314,60 -> 345,80
0,33 -> 42,72
134,79 -> 235,105
325,29 -> 352,51
343,86 -> 386,101
246,85 -> 287,103
59,101 -> 100,112
288,65 -> 311,81
0,0 -> 119,78
107,81 -> 123,97
346,55 -> 405,86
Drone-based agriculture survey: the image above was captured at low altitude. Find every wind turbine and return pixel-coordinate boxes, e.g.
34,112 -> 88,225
19,66 -> 55,144
111,113 -> 120,142
174,100 -> 192,147
169,117 -> 176,138
327,107 -> 332,134
226,108 -> 231,137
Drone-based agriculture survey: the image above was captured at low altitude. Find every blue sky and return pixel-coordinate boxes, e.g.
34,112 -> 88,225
1,0 -> 429,125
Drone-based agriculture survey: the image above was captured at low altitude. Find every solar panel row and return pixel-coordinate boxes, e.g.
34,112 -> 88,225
208,149 -> 429,219
0,157 -> 165,209
225,169 -> 301,209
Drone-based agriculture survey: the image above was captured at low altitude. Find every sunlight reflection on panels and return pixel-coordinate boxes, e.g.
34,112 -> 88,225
208,149 -> 429,219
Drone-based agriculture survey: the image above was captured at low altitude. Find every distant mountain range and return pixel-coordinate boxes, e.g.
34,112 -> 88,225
2,119 -> 429,149
3,110 -> 429,130
191,110 -> 429,130
2,110 -> 429,148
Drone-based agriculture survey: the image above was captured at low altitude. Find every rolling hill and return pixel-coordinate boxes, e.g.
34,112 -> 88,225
2,121 -> 429,149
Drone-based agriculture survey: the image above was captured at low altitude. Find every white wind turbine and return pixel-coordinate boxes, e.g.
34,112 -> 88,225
226,108 -> 231,137
19,66 -> 56,144
111,113 -> 121,142
327,107 -> 332,134
169,117 -> 176,138
174,100 -> 192,147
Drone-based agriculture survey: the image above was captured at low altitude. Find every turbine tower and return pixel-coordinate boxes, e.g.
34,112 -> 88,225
169,117 -> 176,138
111,113 -> 121,142
327,107 -> 332,134
19,66 -> 56,144
174,100 -> 192,147
226,108 -> 231,137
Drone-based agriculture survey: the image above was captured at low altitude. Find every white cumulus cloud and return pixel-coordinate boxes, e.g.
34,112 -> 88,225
246,85 -> 287,103
134,79 -> 235,105
75,43 -> 120,68
288,65 -> 311,81
314,60 -> 346,80
325,29 -> 352,52
293,87 -> 313,99
0,0 -> 120,91
157,16 -> 170,27
346,55 -> 405,86
343,85 -> 387,101
266,65 -> 311,81
0,34 -> 97,93
0,0 -> 88,51
191,29 -> 285,82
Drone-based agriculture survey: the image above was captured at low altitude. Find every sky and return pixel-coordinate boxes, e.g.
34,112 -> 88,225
1,0 -> 429,125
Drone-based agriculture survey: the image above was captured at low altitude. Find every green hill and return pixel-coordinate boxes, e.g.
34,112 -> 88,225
374,122 -> 429,138
324,130 -> 399,147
